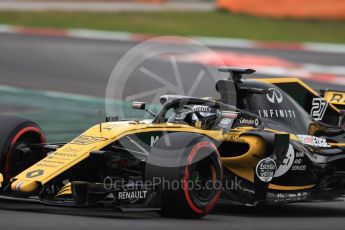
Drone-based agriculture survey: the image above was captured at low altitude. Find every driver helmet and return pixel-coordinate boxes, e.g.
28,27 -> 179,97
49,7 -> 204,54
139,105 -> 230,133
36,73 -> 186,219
174,105 -> 218,129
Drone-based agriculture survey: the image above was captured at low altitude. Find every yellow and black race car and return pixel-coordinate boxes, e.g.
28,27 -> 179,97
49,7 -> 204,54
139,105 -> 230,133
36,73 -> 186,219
1,67 -> 345,219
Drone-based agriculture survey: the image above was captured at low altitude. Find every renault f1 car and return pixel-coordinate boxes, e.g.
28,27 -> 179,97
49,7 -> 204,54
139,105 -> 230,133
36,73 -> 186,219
1,67 -> 345,218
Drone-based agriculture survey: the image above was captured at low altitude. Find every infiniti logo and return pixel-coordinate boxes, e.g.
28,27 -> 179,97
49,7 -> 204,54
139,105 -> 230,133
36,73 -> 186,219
266,88 -> 283,104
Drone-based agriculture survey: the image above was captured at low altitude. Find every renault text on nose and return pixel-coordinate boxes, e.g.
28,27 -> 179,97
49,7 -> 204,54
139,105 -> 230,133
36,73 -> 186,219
118,190 -> 148,200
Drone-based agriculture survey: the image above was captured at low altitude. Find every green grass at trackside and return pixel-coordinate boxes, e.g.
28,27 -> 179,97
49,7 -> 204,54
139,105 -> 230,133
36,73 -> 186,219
0,11 -> 344,43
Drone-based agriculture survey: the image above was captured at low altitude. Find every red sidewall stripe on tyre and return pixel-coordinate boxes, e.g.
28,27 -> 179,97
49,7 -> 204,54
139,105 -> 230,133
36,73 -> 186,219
5,126 -> 46,180
183,141 -> 222,214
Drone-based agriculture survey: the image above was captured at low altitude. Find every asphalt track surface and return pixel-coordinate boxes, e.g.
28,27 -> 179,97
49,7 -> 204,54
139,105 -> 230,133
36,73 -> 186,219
1,33 -> 345,98
1,33 -> 345,230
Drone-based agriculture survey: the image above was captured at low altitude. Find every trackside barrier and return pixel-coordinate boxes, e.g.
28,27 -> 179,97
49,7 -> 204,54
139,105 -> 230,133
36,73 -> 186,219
16,0 -> 167,2
217,0 -> 345,20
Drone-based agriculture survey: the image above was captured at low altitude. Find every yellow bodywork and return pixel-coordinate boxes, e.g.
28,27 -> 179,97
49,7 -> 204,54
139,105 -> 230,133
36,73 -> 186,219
11,121 -> 223,193
256,78 -> 319,95
324,91 -> 345,106
11,119 -> 316,193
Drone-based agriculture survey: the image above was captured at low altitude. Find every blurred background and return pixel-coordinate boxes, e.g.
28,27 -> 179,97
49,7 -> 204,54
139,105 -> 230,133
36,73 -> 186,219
0,0 -> 344,142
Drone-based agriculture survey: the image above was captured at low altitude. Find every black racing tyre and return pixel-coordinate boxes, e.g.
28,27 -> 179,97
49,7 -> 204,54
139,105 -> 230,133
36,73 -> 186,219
145,132 -> 223,219
0,115 -> 46,186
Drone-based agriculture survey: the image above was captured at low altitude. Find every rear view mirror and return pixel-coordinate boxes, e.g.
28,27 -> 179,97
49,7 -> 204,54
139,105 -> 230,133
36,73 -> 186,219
132,101 -> 146,110
131,101 -> 157,118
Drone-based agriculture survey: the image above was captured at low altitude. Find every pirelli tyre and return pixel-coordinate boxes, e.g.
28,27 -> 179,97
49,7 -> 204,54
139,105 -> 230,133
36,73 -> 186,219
145,132 -> 223,218
0,115 -> 46,187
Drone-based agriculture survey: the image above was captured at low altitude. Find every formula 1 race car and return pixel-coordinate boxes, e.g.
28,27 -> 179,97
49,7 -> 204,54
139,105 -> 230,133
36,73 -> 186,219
2,67 -> 345,219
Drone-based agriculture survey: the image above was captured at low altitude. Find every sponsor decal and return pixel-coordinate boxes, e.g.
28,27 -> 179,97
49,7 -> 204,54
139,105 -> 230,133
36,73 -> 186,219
60,147 -> 83,154
273,147 -> 307,177
239,118 -> 260,127
243,188 -> 255,194
254,118 -> 259,127
325,92 -> 345,105
26,169 -> 44,178
70,135 -> 108,145
291,152 -> 307,171
297,135 -> 330,148
53,152 -> 78,158
274,144 -> 295,177
266,88 -> 283,104
117,190 -> 148,200
311,98 -> 328,121
192,105 -> 212,112
267,191 -> 309,202
256,158 -> 277,182
225,135 -> 246,143
39,159 -> 64,165
36,163 -> 57,168
258,109 -> 296,119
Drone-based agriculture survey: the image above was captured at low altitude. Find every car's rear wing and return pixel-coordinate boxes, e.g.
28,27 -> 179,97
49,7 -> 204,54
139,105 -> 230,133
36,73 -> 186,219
324,90 -> 345,110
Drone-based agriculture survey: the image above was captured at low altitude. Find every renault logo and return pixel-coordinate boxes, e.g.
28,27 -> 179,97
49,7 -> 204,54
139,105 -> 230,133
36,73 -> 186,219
26,169 -> 44,178
266,88 -> 283,104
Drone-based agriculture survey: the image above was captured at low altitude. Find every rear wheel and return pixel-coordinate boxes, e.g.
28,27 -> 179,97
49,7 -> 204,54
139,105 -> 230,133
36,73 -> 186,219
145,132 -> 223,218
0,115 -> 46,187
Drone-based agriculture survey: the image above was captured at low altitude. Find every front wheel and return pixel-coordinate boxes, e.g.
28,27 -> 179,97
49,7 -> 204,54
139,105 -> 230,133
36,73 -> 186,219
0,115 -> 46,186
145,133 -> 223,218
